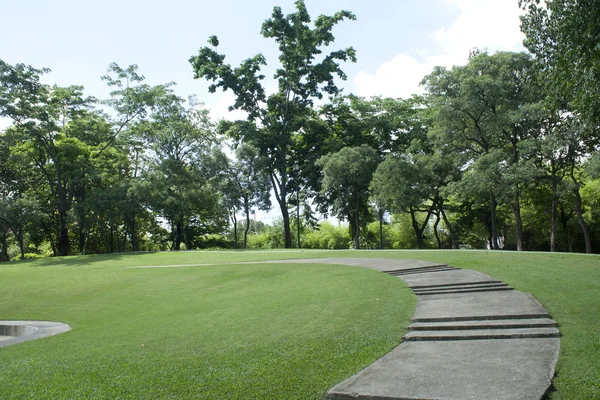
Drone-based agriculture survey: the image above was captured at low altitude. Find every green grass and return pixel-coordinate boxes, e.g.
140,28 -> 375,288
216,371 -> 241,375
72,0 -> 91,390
0,250 -> 598,399
0,252 -> 414,399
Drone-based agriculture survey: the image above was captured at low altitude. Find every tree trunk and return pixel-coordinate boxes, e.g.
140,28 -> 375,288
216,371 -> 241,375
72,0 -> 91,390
122,229 -> 129,252
56,186 -> 71,256
109,223 -> 114,253
0,235 -> 8,261
433,212 -> 442,249
270,161 -> 292,248
244,201 -> 251,249
489,191 -> 499,250
18,230 -> 25,259
79,226 -> 86,255
440,209 -> 458,249
510,139 -> 523,251
378,209 -> 384,250
174,219 -> 183,251
281,201 -> 292,248
571,175 -> 592,253
354,196 -> 360,249
127,217 -> 138,252
559,206 -> 573,252
58,226 -> 70,256
513,190 -> 524,251
231,212 -> 238,249
410,209 -> 425,249
550,180 -> 558,252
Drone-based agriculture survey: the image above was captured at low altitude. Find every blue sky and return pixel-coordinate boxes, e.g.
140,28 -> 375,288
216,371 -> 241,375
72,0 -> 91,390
1,0 -> 526,222
1,0 -> 525,119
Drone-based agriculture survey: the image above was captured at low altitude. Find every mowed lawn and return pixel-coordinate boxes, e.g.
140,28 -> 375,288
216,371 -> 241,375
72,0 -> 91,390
0,250 -> 599,399
0,252 -> 414,399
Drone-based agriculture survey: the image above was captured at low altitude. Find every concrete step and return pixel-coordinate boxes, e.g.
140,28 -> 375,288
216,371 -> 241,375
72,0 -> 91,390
402,269 -> 500,288
409,318 -> 558,331
383,264 -> 448,273
403,327 -> 560,341
410,280 -> 503,290
386,266 -> 458,276
414,286 -> 514,296
412,282 -> 509,291
412,313 -> 551,323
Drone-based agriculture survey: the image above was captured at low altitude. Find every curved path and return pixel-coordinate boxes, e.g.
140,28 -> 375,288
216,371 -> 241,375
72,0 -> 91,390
279,258 -> 560,400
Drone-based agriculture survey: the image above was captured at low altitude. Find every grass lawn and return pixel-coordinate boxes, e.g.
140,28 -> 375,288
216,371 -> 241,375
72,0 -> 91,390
0,250 -> 598,399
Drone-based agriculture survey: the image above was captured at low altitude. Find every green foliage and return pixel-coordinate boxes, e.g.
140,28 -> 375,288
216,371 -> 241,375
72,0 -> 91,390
302,221 -> 351,249
317,145 -> 379,248
520,0 -> 600,123
189,0 -> 356,248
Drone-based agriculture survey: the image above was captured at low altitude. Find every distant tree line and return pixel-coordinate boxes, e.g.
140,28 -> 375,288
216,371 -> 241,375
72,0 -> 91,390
1,0 -> 599,259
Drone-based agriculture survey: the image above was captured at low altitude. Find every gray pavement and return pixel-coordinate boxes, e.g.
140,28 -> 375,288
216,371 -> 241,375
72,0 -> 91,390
276,258 -> 560,400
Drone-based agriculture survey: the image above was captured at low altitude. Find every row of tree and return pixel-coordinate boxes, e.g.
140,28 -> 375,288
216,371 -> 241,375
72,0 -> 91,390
1,0 -> 599,259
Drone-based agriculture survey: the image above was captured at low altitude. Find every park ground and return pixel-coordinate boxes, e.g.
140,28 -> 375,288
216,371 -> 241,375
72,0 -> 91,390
0,250 -> 598,399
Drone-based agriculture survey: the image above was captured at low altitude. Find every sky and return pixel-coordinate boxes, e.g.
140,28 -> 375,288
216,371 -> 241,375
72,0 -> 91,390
0,0 -> 526,222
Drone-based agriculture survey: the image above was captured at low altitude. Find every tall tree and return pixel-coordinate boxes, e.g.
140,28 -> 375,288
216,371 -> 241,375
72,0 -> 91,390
317,145 -> 379,249
371,155 -> 442,249
221,144 -> 271,249
189,0 -> 356,248
424,51 -> 541,250
0,60 -> 96,255
141,95 -> 222,251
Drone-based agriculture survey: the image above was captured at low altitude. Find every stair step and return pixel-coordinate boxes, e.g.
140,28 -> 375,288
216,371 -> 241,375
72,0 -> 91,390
414,286 -> 514,296
383,264 -> 449,274
387,267 -> 458,276
410,280 -> 503,290
403,327 -> 560,341
411,313 -> 551,323
409,318 -> 558,331
412,282 -> 509,292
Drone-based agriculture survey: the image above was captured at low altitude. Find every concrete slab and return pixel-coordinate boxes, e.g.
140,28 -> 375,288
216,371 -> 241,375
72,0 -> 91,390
386,266 -> 458,275
401,269 -> 499,288
327,338 -> 560,400
413,290 -> 550,322
269,258 -> 446,272
414,286 -> 513,296
402,327 -> 560,341
409,318 -> 558,331
411,282 -> 508,291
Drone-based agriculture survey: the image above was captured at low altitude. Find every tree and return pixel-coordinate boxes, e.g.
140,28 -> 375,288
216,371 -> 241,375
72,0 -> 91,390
371,155 -> 440,249
424,51 -> 542,250
0,60 -> 97,255
221,144 -> 271,249
141,95 -> 224,251
189,0 -> 356,248
101,63 -> 178,252
520,0 -> 600,124
317,145 -> 379,249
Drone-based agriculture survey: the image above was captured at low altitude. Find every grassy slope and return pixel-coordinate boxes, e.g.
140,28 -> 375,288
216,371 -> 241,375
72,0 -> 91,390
0,253 -> 414,399
1,250 -> 598,399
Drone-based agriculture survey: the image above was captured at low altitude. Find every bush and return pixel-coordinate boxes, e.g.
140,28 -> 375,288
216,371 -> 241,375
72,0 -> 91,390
302,222 -> 351,249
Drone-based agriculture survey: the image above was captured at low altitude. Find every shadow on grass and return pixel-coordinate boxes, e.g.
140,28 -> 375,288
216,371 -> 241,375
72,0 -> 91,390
5,251 -> 158,268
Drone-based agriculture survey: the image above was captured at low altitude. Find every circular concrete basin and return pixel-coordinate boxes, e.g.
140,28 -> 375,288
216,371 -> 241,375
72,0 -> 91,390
0,321 -> 71,348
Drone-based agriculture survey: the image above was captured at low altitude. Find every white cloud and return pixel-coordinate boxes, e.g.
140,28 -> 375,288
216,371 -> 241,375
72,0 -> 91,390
353,0 -> 525,98
0,117 -> 12,131
354,54 -> 433,98
208,91 -> 249,122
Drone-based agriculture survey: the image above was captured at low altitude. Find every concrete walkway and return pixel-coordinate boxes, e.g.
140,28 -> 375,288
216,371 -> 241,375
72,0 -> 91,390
279,258 -> 560,400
